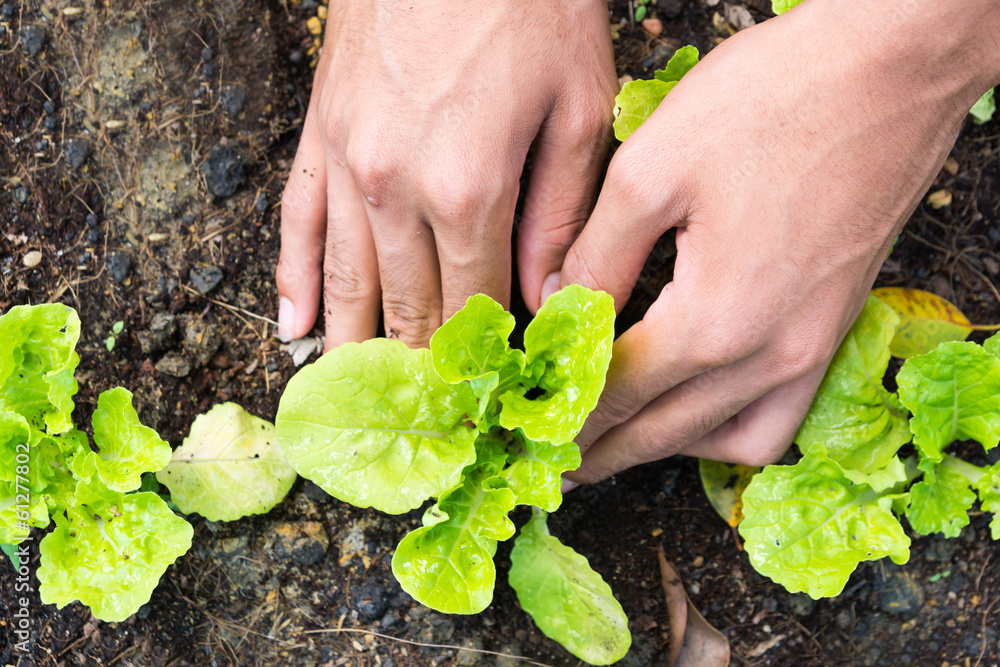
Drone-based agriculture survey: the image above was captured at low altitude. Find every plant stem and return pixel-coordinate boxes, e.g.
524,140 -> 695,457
940,455 -> 986,486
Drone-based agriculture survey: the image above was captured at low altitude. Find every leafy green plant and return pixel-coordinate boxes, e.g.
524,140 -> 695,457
105,320 -> 125,351
1,304 -> 294,622
0,304 -> 191,622
634,0 -> 650,22
614,46 -> 699,141
276,286 -> 632,665
738,295 -> 1000,599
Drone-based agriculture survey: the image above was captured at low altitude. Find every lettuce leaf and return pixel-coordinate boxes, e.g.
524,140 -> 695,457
0,304 -> 81,439
971,88 -> 996,125
905,461 -> 975,537
973,463 -> 1000,540
75,388 -> 172,493
276,338 -> 480,514
508,511 -> 631,665
654,45 -> 699,83
391,450 -> 515,614
430,294 -> 525,422
157,403 -> 296,521
613,46 -> 699,141
897,341 -> 1000,462
499,285 -> 614,444
772,0 -> 805,14
501,430 -> 580,512
0,413 -> 83,544
795,296 -> 911,471
739,447 -> 910,599
37,470 -> 193,622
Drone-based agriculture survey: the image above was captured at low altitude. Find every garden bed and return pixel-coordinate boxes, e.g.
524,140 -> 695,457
1,0 -> 998,665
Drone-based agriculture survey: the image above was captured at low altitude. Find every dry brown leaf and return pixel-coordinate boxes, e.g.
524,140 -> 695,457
659,546 -> 730,667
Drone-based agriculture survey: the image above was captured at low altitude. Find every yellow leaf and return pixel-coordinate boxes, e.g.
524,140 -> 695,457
698,459 -> 759,528
870,287 -> 973,358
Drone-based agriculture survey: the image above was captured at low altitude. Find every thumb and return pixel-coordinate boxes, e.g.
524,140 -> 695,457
558,150 -> 687,310
518,105 -> 611,313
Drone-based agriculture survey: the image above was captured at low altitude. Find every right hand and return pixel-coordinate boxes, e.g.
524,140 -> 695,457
276,0 -> 618,349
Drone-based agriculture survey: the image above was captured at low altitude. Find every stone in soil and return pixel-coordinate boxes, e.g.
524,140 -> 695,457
156,352 -> 191,377
105,251 -> 132,282
265,520 -> 329,566
22,250 -> 42,268
63,138 -> 91,169
220,85 -> 248,115
656,0 -> 688,18
189,264 -> 223,294
203,144 -> 246,198
181,315 -> 223,367
874,565 -> 925,616
137,312 -> 177,355
19,25 -> 46,55
350,580 -> 389,622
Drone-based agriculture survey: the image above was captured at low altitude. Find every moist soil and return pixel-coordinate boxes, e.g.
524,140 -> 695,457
1,1 -> 999,665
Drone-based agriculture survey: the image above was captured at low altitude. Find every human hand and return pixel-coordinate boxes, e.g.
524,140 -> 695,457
558,0 -> 1000,484
276,0 -> 617,349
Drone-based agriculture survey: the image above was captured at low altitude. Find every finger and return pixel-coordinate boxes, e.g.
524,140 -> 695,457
559,145 -> 689,312
322,158 -> 382,349
572,280 -> 713,451
567,346 -> 814,484
369,206 -> 443,348
518,103 -> 612,312
682,366 -> 826,466
277,113 -> 328,341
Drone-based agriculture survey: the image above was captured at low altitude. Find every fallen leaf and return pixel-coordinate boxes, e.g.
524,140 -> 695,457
747,634 -> 787,658
282,336 -> 324,366
870,287 -> 977,358
659,546 -> 730,667
699,458 -> 760,527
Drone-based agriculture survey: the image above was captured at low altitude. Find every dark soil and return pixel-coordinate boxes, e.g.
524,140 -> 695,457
2,1 -> 999,666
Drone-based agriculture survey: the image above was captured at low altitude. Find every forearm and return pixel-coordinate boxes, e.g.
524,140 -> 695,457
799,0 -> 1000,119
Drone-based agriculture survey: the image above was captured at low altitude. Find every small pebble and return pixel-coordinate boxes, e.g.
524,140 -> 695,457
63,138 -> 91,169
23,250 -> 42,268
201,63 -> 214,77
86,229 -> 99,243
106,252 -> 132,282
200,46 -> 213,61
642,18 -> 663,37
43,99 -> 56,115
44,117 -> 57,130
19,25 -> 46,56
255,193 -> 268,214
1,4 -> 14,18
289,50 -> 303,64
220,85 -> 247,115
86,212 -> 98,227
306,16 -> 323,36
77,251 -> 91,264
927,189 -> 952,209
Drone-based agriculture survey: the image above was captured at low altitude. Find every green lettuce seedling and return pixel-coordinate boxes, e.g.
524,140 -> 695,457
739,295 -> 1000,599
277,285 -> 632,665
0,304 -> 193,622
614,46 -> 699,141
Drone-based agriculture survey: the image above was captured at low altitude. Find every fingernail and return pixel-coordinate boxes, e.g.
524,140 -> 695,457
278,296 -> 295,342
560,478 -> 579,494
540,271 -> 561,305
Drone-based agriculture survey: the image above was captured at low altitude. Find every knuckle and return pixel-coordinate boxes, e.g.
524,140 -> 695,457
323,257 -> 374,308
383,297 -> 437,346
345,140 -> 397,201
276,253 -> 319,292
427,164 -> 497,219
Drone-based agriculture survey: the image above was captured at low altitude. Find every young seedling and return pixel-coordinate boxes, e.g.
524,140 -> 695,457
105,320 -> 124,351
276,286 -> 632,665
